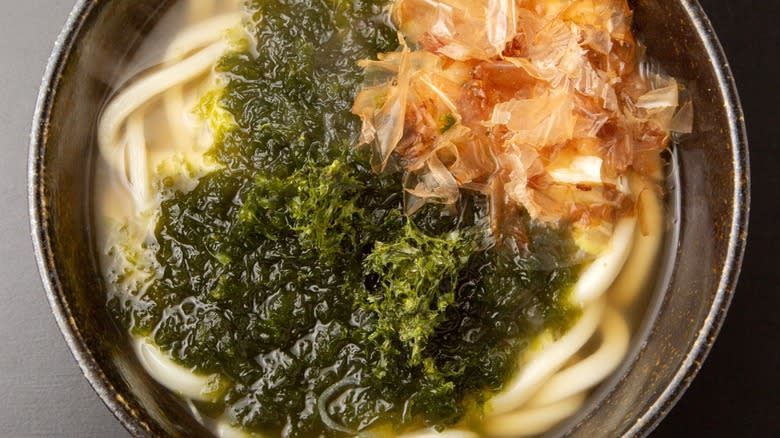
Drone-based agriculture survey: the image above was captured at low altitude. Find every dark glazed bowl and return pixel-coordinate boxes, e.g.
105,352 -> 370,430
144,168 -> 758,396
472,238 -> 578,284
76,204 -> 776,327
29,0 -> 749,437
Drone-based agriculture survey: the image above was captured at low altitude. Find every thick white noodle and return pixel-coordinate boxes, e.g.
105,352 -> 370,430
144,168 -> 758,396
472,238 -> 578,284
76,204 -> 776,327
98,40 -> 228,174
488,298 -> 605,415
611,175 -> 664,308
188,0 -> 217,24
163,8 -> 239,151
399,429 -> 480,438
217,422 -> 249,438
483,393 -> 588,437
488,199 -> 640,417
163,13 -> 242,64
218,424 -> 250,438
186,398 -> 207,425
124,111 -> 151,210
217,416 -> 271,438
133,337 -> 217,402
163,85 -> 189,151
524,305 -> 631,408
572,217 -> 637,304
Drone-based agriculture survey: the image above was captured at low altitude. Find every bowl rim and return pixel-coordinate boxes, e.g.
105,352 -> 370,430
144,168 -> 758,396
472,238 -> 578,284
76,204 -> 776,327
28,1 -> 158,436
28,0 -> 750,437
618,2 -> 750,434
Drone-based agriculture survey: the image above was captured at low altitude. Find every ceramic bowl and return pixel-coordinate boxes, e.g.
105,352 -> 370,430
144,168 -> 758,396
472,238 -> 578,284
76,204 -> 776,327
29,1 -> 749,436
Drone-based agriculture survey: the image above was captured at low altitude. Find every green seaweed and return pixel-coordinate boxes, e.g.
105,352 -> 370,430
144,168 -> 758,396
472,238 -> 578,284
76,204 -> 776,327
105,0 -> 582,436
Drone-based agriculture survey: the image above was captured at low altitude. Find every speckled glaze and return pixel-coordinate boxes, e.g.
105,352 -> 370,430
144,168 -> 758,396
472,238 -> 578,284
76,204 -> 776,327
29,0 -> 749,437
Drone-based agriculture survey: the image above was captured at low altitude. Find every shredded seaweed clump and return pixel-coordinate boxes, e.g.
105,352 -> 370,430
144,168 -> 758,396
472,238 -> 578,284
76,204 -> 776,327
362,222 -> 474,371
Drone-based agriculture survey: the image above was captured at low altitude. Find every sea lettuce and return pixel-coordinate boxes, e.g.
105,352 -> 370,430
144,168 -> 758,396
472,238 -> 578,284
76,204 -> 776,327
361,221 -> 474,371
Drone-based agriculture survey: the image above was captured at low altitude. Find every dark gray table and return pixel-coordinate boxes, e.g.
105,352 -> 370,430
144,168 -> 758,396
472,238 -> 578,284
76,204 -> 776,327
2,1 -> 776,437
0,1 -> 129,437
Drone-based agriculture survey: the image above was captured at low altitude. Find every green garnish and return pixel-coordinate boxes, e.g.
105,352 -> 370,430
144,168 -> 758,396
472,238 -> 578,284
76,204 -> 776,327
439,112 -> 457,133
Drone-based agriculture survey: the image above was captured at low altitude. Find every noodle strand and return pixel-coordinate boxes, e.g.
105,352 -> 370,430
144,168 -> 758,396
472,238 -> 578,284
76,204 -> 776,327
488,298 -> 605,415
484,393 -> 588,437
99,40 -> 228,175
573,217 -> 637,304
163,13 -> 241,64
124,111 -> 151,210
524,305 -> 631,408
610,174 -> 665,308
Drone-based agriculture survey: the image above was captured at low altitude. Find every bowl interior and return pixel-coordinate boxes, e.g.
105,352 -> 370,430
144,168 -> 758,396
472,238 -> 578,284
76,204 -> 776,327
30,0 -> 748,436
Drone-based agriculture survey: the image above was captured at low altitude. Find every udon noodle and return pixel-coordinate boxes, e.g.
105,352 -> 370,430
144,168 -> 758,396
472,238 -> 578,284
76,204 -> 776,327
96,0 -> 688,436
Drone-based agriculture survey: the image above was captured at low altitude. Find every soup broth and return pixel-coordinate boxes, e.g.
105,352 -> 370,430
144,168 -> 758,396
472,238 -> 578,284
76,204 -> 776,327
95,1 -> 687,437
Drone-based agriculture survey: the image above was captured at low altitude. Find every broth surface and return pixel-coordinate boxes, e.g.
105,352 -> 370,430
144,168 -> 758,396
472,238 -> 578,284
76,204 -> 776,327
95,1 -> 682,437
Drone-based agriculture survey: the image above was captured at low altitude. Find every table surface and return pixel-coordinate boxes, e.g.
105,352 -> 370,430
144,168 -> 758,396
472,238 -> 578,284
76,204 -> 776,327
1,1 -> 776,437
